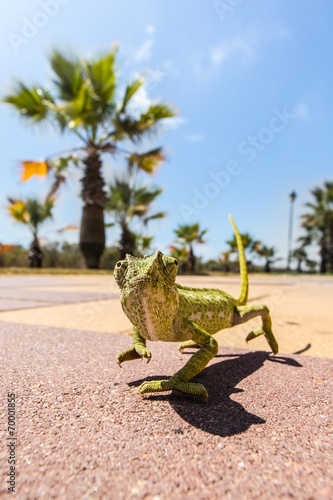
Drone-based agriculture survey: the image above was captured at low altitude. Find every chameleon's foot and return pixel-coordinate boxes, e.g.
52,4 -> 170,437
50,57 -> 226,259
116,346 -> 152,367
139,378 -> 208,402
246,328 -> 279,355
178,340 -> 202,352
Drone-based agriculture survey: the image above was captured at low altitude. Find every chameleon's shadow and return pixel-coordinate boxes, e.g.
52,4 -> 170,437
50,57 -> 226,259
130,351 -> 302,437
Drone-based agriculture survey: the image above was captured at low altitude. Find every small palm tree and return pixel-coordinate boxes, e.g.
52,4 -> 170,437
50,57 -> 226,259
219,250 -> 232,273
300,181 -> 333,273
291,246 -> 317,273
169,245 -> 188,274
105,178 -> 165,259
2,46 -> 175,268
256,244 -> 279,273
7,197 -> 54,267
174,223 -> 208,272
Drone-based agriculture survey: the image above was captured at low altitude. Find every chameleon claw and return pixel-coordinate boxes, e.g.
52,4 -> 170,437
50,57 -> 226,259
139,379 -> 208,402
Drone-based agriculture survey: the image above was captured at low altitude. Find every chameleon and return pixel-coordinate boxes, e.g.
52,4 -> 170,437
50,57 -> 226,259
114,215 -> 279,402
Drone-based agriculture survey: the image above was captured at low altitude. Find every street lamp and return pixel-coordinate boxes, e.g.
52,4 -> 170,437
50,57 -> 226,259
287,191 -> 297,271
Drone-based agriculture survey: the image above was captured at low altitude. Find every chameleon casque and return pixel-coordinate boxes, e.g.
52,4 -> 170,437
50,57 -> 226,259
114,215 -> 279,402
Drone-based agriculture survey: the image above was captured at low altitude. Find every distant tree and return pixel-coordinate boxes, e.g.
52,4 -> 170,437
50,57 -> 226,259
174,223 -> 208,273
2,45 -> 175,268
256,244 -> 280,273
219,250 -> 232,273
105,178 -> 165,259
131,233 -> 154,257
169,245 -> 188,274
290,246 -> 317,273
0,244 -> 15,267
7,197 -> 54,267
300,181 -> 333,273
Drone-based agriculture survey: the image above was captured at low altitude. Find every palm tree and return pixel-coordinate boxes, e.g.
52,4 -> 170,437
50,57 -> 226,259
290,246 -> 313,273
7,197 -> 54,267
105,178 -> 166,259
256,244 -> 279,273
168,246 -> 188,274
300,181 -> 333,273
2,46 -> 175,268
219,250 -> 232,273
174,223 -> 208,272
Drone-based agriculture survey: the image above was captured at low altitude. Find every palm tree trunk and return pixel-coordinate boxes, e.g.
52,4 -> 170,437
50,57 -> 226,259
119,225 -> 136,260
80,149 -> 106,269
297,259 -> 302,273
329,219 -> 333,273
319,238 -> 327,274
187,245 -> 196,273
28,238 -> 43,268
265,259 -> 271,273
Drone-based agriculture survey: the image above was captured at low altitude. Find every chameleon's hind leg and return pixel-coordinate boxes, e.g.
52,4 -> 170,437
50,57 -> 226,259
140,319 -> 218,402
178,340 -> 202,352
233,304 -> 279,354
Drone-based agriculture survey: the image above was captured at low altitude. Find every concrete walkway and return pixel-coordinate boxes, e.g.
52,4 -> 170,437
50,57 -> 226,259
0,274 -> 332,498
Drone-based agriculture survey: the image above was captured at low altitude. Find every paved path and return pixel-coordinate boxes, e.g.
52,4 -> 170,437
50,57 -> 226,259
0,274 -> 332,357
0,274 -> 332,498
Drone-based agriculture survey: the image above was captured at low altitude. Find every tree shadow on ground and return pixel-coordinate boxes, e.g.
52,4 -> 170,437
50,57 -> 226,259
129,351 -> 302,437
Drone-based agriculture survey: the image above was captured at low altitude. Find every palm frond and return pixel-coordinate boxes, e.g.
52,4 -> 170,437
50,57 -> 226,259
3,83 -> 53,123
50,48 -> 84,101
143,211 -> 166,225
7,200 -> 29,223
120,77 -> 144,112
137,104 -> 175,131
127,148 -> 165,174
85,48 -> 117,104
20,160 -> 48,182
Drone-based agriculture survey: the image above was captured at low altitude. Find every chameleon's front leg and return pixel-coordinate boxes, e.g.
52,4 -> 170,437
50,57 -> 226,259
116,327 -> 152,367
140,319 -> 218,402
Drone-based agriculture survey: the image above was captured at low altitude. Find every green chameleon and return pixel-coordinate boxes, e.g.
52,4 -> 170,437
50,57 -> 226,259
114,215 -> 278,402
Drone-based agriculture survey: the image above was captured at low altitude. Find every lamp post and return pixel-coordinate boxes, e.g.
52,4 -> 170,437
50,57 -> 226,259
287,191 -> 297,271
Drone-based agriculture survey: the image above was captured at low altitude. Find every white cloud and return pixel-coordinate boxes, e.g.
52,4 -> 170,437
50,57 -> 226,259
146,25 -> 155,35
186,133 -> 205,143
133,38 -> 153,63
162,116 -> 187,130
210,36 -> 255,68
127,86 -> 153,117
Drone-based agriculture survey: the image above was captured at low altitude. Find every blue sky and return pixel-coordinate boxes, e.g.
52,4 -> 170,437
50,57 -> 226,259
1,0 -> 333,266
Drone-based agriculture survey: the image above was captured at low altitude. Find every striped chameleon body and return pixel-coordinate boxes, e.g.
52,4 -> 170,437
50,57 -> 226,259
114,215 -> 278,401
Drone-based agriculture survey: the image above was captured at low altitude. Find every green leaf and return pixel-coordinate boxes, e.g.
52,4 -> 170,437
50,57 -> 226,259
143,211 -> 166,225
121,77 -> 144,112
2,83 -> 53,123
50,48 -> 84,101
86,50 -> 117,96
138,104 -> 175,131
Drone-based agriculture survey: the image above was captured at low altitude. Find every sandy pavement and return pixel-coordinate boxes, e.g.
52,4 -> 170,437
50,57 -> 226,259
0,274 -> 332,358
0,273 -> 332,499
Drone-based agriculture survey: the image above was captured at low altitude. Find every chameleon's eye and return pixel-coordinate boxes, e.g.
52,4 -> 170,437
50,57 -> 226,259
114,260 -> 128,287
162,256 -> 178,280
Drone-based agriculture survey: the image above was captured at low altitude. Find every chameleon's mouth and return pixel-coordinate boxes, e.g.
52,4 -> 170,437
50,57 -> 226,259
121,276 -> 175,294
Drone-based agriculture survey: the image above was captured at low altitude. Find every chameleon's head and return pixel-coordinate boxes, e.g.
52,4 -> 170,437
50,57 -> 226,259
114,251 -> 179,291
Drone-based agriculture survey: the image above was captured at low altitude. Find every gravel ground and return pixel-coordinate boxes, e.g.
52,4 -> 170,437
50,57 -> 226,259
0,322 -> 332,499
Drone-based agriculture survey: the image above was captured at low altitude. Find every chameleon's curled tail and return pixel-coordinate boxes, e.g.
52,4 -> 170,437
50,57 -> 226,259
229,214 -> 248,306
